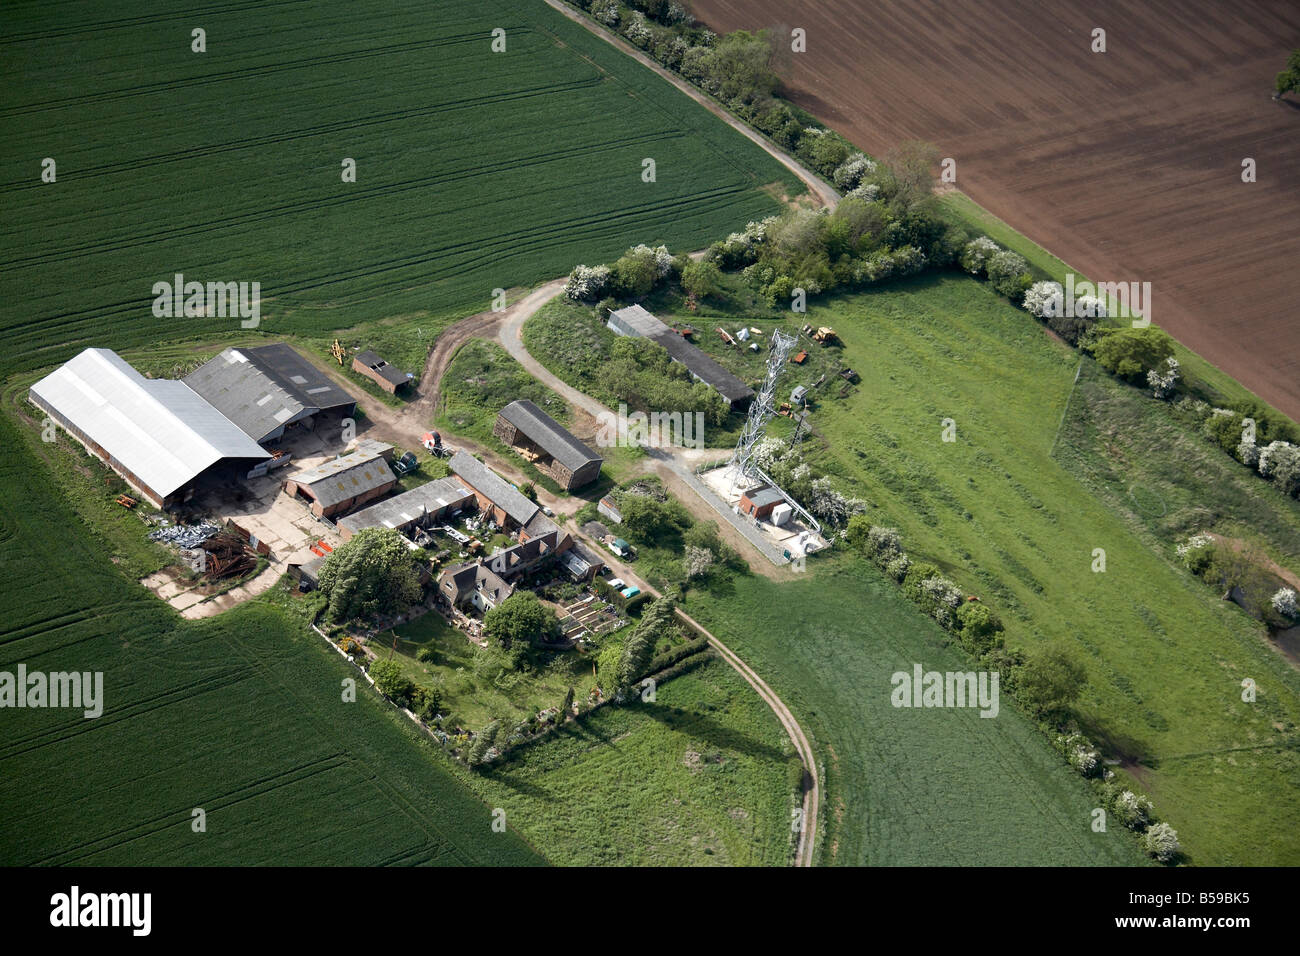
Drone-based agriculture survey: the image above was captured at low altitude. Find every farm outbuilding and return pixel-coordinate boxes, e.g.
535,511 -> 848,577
282,446 -> 397,518
448,450 -> 541,531
336,476 -> 475,541
352,350 -> 411,394
739,485 -> 785,521
184,344 -> 357,445
493,399 -> 602,490
28,348 -> 271,508
607,304 -> 754,409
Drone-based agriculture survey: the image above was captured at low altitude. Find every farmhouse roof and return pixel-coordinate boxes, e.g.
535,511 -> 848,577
354,350 -> 409,388
29,348 -> 270,498
448,451 -> 538,526
287,449 -> 396,508
337,477 -> 474,536
441,560 -> 514,604
184,344 -> 355,443
498,399 -> 601,472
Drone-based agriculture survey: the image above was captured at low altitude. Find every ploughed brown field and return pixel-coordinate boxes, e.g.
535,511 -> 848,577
692,0 -> 1300,420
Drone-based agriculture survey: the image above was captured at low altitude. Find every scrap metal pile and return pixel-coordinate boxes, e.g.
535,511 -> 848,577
148,522 -> 220,549
149,523 -> 256,579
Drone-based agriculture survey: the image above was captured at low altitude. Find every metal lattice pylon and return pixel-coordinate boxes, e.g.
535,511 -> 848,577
728,329 -> 797,492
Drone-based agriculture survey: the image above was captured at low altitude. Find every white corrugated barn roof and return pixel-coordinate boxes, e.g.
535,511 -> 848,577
30,349 -> 270,498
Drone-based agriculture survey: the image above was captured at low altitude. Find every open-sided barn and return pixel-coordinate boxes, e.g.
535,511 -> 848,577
493,399 -> 602,490
28,348 -> 271,508
607,304 -> 754,409
184,344 -> 356,445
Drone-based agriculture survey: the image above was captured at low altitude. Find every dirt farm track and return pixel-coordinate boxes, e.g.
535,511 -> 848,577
693,0 -> 1300,420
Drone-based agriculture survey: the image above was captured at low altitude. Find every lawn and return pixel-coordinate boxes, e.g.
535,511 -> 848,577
377,610 -> 602,732
0,0 -> 800,380
751,273 -> 1300,865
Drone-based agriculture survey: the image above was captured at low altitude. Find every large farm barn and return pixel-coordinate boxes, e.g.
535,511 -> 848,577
28,349 -> 271,508
185,344 -> 357,445
493,399 -> 603,490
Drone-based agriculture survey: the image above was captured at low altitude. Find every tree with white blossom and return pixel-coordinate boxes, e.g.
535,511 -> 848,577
564,264 -> 611,301
1147,356 -> 1180,399
1258,441 -> 1300,497
960,236 -> 1000,274
1143,822 -> 1181,863
1273,587 -> 1298,619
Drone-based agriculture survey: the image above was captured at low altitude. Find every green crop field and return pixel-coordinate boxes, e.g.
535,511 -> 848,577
777,275 -> 1300,865
0,0 -> 799,378
0,0 -> 807,866
0,411 -> 542,866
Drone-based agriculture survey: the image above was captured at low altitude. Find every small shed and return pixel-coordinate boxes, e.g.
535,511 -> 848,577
352,350 -> 411,394
739,485 -> 784,521
791,385 -> 808,405
598,495 -> 623,524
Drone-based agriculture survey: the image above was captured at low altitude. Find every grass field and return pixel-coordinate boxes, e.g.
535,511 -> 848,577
772,275 -> 1300,865
684,561 -> 1148,866
459,656 -> 802,866
0,0 -> 800,379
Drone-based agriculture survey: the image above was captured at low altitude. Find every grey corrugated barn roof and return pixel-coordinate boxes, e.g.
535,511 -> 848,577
185,344 -> 355,443
607,305 -> 753,406
498,399 -> 601,472
29,348 -> 270,498
338,477 -> 475,536
288,449 -> 395,509
448,451 -> 538,526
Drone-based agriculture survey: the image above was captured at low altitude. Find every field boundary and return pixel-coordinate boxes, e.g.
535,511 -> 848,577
538,0 -> 839,209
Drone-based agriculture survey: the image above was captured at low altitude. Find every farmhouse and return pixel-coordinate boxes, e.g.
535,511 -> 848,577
493,399 -> 602,490
438,529 -> 570,611
282,445 -> 398,518
336,477 -> 476,541
28,348 -> 271,508
439,562 -> 514,613
606,304 -> 754,409
739,485 -> 784,521
184,344 -> 356,445
352,350 -> 411,394
448,450 -> 539,531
